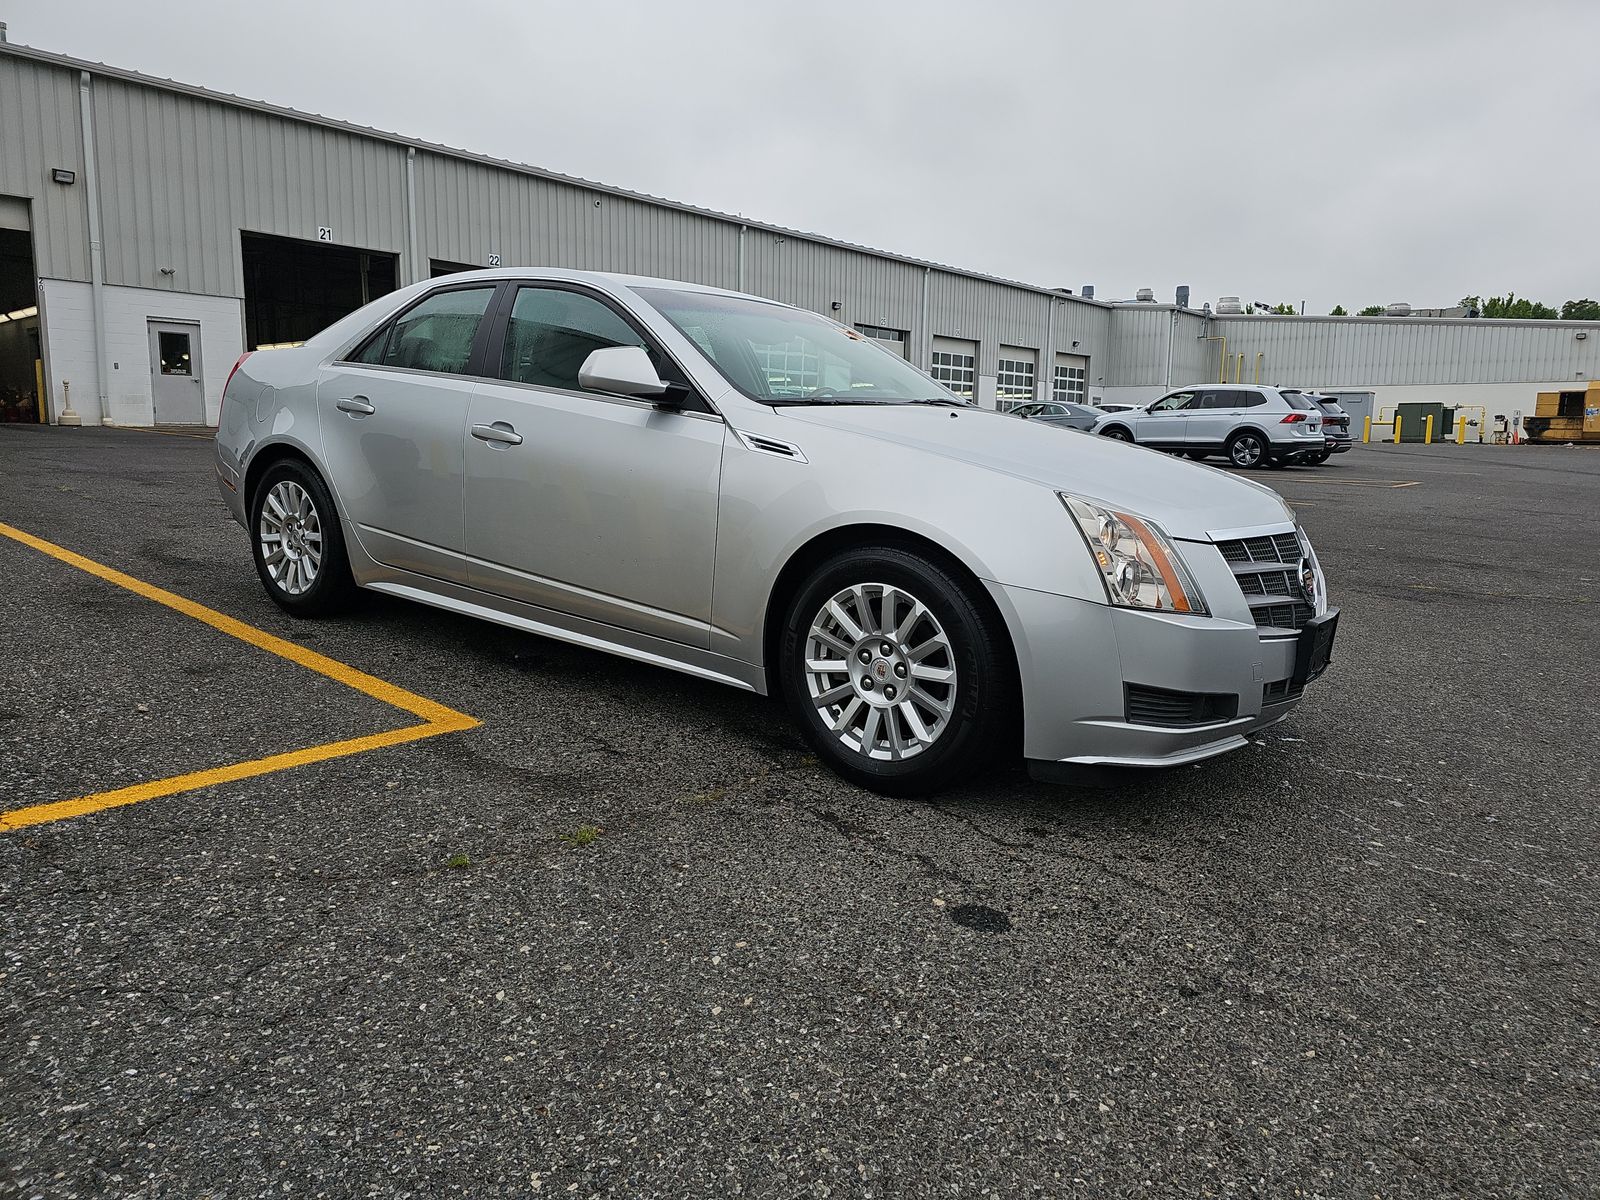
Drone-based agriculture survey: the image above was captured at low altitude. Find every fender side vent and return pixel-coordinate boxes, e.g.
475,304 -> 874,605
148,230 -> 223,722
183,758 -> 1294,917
734,429 -> 808,463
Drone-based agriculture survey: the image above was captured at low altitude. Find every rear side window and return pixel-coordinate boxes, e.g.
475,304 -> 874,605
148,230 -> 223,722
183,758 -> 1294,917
499,287 -> 649,390
353,286 -> 496,375
1285,393 -> 1316,410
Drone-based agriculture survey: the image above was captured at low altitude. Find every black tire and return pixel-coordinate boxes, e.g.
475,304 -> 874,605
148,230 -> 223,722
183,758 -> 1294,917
249,458 -> 357,616
1186,450 -> 1210,461
1101,425 -> 1133,442
1226,430 -> 1269,469
778,546 -> 1015,797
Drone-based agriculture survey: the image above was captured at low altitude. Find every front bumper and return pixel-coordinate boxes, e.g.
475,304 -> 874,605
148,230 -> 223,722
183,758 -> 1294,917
989,572 -> 1329,775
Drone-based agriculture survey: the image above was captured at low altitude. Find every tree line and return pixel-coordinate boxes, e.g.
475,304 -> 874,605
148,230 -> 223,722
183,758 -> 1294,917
1316,296 -> 1600,319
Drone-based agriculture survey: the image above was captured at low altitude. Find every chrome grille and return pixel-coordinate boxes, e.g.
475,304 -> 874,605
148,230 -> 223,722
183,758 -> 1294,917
1218,532 -> 1302,566
1215,530 -> 1315,631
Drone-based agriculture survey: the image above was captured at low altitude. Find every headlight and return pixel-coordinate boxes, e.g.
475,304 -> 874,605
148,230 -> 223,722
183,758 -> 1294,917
1060,494 -> 1207,614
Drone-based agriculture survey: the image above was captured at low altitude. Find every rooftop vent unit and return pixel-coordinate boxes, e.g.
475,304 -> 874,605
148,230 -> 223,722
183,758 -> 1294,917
1216,296 -> 1244,315
1176,285 -> 1190,308
1386,302 -> 1412,317
1136,288 -> 1155,302
1082,285 -> 1095,300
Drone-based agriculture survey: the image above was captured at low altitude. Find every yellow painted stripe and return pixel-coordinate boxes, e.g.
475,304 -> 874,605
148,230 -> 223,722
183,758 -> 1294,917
0,724 -> 445,832
0,520 -> 479,831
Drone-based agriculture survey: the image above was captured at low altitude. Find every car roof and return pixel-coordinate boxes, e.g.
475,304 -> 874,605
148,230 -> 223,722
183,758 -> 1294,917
416,266 -> 778,305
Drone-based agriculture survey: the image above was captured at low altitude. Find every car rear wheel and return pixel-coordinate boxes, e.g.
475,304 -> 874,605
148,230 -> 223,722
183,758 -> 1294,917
1226,430 -> 1268,468
250,459 -> 355,616
779,546 -> 1014,796
1101,426 -> 1133,442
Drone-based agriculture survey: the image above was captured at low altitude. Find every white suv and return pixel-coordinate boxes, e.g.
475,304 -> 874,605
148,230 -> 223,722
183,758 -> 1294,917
1092,385 -> 1326,469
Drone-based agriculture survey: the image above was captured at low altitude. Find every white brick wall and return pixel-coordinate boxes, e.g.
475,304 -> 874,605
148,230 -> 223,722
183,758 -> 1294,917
39,280 -> 245,426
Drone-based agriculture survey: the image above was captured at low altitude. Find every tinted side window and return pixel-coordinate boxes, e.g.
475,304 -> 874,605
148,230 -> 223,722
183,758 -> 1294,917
358,287 -> 495,374
1241,392 -> 1268,408
500,287 -> 647,390
1284,393 -> 1316,410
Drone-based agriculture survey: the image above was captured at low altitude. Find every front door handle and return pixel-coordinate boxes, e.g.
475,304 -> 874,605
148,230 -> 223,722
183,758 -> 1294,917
471,421 -> 523,447
337,396 -> 375,416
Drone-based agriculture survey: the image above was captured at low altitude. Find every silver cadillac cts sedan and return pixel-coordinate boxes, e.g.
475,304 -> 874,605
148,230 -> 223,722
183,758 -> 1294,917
215,269 -> 1337,795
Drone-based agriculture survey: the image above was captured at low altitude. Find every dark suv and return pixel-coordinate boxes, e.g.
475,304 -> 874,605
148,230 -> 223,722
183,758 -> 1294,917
1291,392 -> 1352,463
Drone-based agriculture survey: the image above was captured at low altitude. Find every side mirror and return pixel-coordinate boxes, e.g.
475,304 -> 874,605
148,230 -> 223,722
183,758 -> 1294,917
578,345 -> 669,399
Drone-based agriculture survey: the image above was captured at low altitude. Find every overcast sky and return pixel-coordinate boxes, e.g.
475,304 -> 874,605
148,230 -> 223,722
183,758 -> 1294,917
11,0 -> 1598,312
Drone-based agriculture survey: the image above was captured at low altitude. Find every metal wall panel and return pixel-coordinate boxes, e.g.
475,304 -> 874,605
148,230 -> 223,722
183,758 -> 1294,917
743,233 -> 924,333
0,55 -> 90,281
927,272 -> 1055,375
90,76 -> 410,297
1212,316 -> 1600,386
415,153 -> 740,288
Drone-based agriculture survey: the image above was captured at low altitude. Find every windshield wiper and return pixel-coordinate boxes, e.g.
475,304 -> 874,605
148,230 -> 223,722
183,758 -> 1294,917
903,397 -> 972,408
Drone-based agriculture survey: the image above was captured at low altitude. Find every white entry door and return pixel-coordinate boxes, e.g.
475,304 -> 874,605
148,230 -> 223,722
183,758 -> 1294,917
148,320 -> 206,425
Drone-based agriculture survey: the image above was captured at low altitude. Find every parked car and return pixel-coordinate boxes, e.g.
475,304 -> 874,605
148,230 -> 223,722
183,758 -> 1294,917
1093,401 -> 1140,414
1293,391 -> 1353,462
1009,400 -> 1101,431
216,270 -> 1336,796
1093,384 -> 1326,469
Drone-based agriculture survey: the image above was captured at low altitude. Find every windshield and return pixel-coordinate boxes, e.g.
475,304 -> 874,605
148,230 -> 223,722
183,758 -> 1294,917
635,287 -> 968,406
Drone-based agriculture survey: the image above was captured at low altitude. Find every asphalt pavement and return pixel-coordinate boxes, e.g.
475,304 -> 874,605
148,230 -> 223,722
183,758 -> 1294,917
1,425 -> 1596,1198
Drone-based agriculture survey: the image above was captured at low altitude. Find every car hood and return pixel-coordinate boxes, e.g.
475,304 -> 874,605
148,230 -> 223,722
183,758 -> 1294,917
777,404 -> 1295,541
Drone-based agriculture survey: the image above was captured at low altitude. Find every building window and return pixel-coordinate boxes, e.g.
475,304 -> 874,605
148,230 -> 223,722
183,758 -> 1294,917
756,341 -> 820,398
996,357 -> 1035,410
855,323 -> 908,352
929,350 -> 975,400
1053,363 -> 1086,404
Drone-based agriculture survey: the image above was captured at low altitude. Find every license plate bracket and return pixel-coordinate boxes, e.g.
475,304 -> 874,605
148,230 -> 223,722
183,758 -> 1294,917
1292,608 -> 1339,686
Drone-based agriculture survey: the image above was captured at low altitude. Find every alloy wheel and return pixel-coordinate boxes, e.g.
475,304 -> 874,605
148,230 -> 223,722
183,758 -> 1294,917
1230,434 -> 1264,467
804,583 -> 957,761
258,479 -> 323,596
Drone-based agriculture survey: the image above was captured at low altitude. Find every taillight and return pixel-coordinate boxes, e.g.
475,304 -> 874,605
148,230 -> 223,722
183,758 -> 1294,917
1281,412 -> 1307,424
220,352 -> 252,424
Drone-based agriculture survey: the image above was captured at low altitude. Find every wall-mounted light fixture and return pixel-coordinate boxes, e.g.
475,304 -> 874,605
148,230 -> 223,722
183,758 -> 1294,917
830,301 -> 841,311
1071,339 -> 1080,348
51,167 -> 76,185
1577,330 -> 1588,340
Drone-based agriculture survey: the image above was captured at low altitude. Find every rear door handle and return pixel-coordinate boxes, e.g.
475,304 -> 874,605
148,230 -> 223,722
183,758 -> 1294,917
471,421 -> 523,447
336,396 -> 375,415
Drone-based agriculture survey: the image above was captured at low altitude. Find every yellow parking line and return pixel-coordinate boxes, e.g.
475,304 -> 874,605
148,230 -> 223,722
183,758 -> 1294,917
1277,478 -> 1421,488
132,427 -> 215,441
0,520 -> 478,832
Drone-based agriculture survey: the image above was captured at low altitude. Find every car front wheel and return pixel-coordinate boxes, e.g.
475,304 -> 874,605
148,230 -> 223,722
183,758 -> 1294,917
249,459 -> 355,616
1226,430 -> 1268,469
779,546 -> 1014,796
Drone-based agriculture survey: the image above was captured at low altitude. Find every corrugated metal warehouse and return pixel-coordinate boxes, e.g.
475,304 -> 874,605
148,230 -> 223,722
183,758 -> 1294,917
1,37 -> 1596,430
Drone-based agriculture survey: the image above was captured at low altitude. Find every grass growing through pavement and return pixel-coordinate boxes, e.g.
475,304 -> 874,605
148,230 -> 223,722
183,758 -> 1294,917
564,824 -> 602,847
682,787 -> 728,807
444,852 -> 471,869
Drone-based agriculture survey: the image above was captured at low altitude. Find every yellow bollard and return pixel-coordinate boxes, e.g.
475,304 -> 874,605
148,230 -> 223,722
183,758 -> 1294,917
1456,416 -> 1466,445
1393,415 -> 1402,444
1424,413 -> 1434,444
1363,415 -> 1372,444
